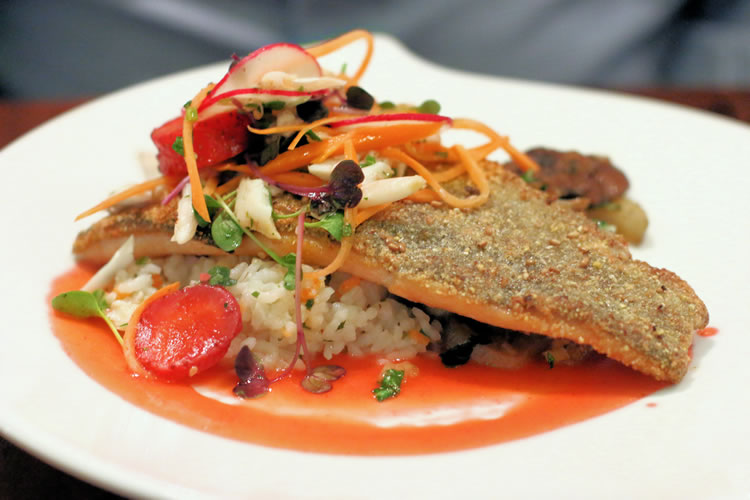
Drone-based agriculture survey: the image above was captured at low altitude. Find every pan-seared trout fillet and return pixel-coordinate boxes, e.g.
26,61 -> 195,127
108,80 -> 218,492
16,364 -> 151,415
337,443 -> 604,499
74,162 -> 708,382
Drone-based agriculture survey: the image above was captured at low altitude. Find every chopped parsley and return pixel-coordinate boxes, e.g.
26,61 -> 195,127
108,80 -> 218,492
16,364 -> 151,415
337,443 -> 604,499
372,369 -> 405,402
172,136 -> 184,156
545,352 -> 555,369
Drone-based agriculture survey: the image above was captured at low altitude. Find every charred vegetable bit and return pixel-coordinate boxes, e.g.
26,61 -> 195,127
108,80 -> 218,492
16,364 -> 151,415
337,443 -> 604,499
52,290 -> 124,346
302,365 -> 347,394
233,345 -> 270,398
296,99 -> 328,122
373,369 -> 405,402
346,86 -> 374,110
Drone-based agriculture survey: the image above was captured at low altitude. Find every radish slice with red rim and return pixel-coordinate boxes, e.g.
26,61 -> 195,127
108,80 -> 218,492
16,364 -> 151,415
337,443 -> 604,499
212,43 -> 322,97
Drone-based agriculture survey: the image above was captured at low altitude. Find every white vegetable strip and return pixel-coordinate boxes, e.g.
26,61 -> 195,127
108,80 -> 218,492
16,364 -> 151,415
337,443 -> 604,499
260,71 -> 347,91
235,178 -> 281,239
171,184 -> 199,245
358,176 -> 427,208
308,159 -> 394,183
82,235 -> 135,292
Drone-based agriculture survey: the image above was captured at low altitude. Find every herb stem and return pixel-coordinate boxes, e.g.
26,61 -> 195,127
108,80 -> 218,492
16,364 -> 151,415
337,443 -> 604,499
103,315 -> 125,346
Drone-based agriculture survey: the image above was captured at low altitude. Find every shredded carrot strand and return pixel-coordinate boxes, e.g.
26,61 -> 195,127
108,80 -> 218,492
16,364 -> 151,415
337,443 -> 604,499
75,177 -> 169,221
381,147 -> 488,209
336,276 -> 361,297
259,121 -> 443,176
452,118 -> 540,172
305,29 -> 374,85
271,171 -> 326,187
305,207 -> 356,280
405,188 -> 442,203
122,282 -> 180,376
183,84 -> 215,222
216,164 -> 253,175
214,175 -> 243,197
408,329 -> 430,347
344,137 -> 357,161
353,202 -> 392,226
202,174 -> 219,196
314,132 -> 352,163
432,163 -> 466,183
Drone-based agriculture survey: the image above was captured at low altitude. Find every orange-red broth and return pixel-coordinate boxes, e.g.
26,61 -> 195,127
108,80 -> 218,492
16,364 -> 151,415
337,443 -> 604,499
50,266 -> 668,455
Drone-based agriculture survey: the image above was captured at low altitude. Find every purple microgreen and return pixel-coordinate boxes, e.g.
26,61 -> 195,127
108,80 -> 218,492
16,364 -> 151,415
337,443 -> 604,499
311,365 -> 346,381
301,374 -> 332,394
161,174 -> 190,206
233,345 -> 270,398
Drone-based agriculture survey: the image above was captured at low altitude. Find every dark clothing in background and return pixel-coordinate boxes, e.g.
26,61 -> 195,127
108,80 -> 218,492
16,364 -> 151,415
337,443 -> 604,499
1,0 -> 750,98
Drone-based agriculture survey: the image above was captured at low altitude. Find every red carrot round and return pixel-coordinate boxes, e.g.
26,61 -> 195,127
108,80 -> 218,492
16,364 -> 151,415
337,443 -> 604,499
134,284 -> 243,380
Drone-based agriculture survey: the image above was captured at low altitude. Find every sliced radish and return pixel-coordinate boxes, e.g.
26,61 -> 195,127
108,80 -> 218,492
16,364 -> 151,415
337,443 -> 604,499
212,43 -> 322,96
327,113 -> 453,129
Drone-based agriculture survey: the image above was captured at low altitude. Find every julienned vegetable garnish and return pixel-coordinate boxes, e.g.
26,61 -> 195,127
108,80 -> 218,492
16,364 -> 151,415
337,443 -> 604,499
58,28 -> 708,408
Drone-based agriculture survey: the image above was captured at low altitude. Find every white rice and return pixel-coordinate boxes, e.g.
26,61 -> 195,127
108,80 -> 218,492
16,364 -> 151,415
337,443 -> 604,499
104,255 -> 442,371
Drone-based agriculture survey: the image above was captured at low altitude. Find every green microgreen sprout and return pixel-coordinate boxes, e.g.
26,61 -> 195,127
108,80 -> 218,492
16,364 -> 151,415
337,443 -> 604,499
206,266 -> 237,286
304,211 -> 348,241
305,129 -> 322,142
417,99 -> 441,114
264,100 -> 286,111
211,195 -> 299,290
51,290 -> 123,346
172,136 -> 184,156
360,154 -> 377,167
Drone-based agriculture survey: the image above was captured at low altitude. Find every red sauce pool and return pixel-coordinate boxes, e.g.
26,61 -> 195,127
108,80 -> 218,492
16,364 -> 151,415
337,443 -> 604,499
697,327 -> 718,337
50,266 -> 669,455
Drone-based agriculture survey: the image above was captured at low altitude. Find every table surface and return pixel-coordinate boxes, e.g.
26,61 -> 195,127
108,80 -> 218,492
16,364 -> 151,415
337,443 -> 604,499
1,89 -> 748,499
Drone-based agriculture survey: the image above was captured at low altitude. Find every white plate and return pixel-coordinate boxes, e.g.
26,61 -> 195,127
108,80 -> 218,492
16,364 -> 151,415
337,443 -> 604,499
1,34 -> 748,500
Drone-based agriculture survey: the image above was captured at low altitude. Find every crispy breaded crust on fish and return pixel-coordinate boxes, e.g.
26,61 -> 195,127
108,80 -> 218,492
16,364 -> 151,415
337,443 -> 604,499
73,161 -> 708,382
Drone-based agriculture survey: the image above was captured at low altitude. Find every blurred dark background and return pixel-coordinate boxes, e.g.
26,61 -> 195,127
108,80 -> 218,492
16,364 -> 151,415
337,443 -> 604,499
2,0 -> 750,98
